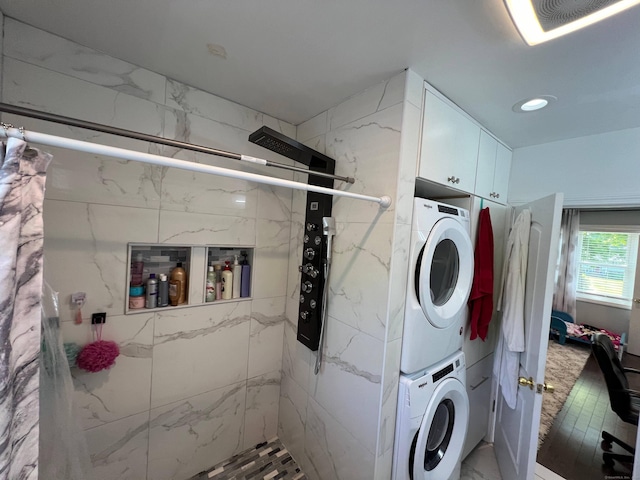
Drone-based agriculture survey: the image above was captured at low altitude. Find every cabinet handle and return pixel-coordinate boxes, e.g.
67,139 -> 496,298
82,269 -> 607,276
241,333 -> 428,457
447,176 -> 460,184
496,193 -> 500,198
470,376 -> 489,391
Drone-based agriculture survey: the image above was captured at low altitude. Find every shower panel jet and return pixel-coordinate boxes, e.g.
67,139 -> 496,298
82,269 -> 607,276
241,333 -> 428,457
249,127 -> 338,351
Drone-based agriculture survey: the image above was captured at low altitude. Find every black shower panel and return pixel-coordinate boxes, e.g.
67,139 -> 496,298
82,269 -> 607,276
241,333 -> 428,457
248,127 -> 335,351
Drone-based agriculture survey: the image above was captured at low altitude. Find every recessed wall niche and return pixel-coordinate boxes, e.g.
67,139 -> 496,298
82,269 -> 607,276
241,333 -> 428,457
126,244 -> 254,314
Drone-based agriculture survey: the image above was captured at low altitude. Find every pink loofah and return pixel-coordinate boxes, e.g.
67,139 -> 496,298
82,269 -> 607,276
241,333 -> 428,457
77,340 -> 120,372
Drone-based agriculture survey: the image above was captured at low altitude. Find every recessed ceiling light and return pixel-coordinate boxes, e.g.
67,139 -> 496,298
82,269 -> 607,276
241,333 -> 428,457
512,95 -> 557,113
504,0 -> 640,45
521,98 -> 548,111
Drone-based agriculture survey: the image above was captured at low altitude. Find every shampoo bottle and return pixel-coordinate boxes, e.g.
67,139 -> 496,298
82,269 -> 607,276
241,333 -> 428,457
146,273 -> 158,308
240,252 -> 251,298
206,266 -> 216,302
170,262 -> 187,306
232,255 -> 241,299
214,264 -> 222,300
222,261 -> 233,300
158,273 -> 169,307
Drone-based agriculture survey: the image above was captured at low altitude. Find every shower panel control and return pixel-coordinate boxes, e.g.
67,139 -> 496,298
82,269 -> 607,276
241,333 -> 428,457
247,125 -> 335,351
297,190 -> 333,350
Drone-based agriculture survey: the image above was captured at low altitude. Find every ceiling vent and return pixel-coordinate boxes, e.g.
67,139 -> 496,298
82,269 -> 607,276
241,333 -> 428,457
505,0 -> 640,45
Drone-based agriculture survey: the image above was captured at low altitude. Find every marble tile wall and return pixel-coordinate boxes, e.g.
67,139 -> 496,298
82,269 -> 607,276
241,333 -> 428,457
278,70 -> 424,480
3,17 -> 292,480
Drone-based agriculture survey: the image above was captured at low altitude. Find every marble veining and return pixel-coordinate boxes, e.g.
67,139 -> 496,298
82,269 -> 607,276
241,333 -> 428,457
304,398 -> 374,480
147,382 -> 246,480
166,79 -> 263,132
150,382 -> 244,431
326,222 -> 393,341
5,19 -> 166,104
244,371 -> 281,448
84,411 -> 150,480
90,419 -> 149,468
154,312 -> 251,345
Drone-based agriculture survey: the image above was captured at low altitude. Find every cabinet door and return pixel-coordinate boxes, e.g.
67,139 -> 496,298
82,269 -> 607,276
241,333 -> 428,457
418,90 -> 480,193
474,130 -> 498,200
492,143 -> 512,203
462,353 -> 494,459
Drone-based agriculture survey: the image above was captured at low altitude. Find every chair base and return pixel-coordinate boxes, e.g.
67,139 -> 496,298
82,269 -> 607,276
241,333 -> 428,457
602,430 -> 635,467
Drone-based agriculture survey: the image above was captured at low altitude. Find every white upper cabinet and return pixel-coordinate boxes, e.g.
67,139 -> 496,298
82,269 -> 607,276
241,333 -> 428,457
418,90 -> 481,193
493,142 -> 512,202
474,130 -> 512,204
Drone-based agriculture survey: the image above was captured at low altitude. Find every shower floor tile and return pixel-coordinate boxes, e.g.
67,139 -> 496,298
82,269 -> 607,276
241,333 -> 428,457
189,437 -> 306,480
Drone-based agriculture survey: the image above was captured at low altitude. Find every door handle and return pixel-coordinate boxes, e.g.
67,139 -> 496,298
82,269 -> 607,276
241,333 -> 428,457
543,382 -> 555,394
518,376 -> 534,390
634,298 -> 640,304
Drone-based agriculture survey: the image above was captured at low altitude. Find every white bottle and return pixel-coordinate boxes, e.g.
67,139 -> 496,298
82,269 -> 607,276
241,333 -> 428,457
222,261 -> 233,300
232,255 -> 242,299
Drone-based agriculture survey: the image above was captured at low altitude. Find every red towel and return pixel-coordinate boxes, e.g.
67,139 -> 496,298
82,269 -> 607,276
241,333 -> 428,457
469,207 -> 494,341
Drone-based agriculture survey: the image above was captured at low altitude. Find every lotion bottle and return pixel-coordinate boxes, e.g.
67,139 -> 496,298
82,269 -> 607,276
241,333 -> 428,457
232,255 -> 241,299
222,261 -> 233,300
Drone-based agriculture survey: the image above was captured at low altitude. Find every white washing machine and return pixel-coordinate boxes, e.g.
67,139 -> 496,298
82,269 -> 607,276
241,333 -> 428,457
400,198 -> 474,374
392,351 -> 469,480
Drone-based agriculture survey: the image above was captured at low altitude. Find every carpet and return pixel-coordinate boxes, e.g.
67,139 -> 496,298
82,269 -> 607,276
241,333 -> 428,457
538,339 -> 592,446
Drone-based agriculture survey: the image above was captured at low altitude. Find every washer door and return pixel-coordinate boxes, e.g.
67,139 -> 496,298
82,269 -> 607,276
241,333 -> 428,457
410,378 -> 469,480
415,217 -> 473,329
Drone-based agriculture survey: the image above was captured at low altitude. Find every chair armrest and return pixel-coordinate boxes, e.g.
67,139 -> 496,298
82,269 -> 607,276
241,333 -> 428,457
624,367 -> 640,375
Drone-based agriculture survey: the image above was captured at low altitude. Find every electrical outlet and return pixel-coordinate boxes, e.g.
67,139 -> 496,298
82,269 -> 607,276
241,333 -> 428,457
91,312 -> 107,324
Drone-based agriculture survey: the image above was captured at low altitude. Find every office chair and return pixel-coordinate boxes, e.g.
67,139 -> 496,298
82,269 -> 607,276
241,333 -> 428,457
591,332 -> 639,468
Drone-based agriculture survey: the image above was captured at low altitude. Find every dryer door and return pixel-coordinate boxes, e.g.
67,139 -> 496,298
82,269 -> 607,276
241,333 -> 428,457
416,217 -> 473,329
411,378 -> 469,480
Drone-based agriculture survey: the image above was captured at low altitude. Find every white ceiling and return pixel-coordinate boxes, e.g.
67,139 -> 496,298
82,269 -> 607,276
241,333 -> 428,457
2,0 -> 640,148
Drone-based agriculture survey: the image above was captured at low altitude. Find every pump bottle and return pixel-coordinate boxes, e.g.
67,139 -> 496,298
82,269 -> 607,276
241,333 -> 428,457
232,255 -> 242,299
222,261 -> 233,300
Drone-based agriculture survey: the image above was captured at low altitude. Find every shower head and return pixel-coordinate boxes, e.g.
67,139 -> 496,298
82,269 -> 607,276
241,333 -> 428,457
249,126 -> 335,173
322,217 -> 336,237
249,127 -> 306,162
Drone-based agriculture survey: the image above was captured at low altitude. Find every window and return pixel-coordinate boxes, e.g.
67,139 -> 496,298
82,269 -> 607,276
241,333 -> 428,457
576,230 -> 639,308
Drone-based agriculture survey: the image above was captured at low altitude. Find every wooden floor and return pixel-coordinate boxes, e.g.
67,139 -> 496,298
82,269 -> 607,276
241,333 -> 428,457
537,347 -> 640,480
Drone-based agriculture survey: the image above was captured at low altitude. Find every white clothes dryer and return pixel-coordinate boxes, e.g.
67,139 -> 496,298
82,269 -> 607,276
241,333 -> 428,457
400,198 -> 474,374
392,351 -> 469,480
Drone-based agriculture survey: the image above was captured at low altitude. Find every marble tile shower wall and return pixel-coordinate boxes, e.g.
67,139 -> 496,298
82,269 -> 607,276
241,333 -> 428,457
2,18 -> 292,480
279,70 -> 423,480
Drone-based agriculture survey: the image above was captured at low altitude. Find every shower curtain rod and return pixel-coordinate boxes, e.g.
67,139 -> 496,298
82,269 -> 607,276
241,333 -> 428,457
0,125 -> 392,208
0,102 -> 354,185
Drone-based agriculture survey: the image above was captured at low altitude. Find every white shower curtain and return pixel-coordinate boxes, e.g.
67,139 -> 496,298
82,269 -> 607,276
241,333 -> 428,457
0,137 -> 51,480
553,209 -> 580,320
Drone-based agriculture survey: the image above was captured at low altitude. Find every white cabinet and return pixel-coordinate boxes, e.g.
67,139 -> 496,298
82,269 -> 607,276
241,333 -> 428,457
462,353 -> 494,459
418,90 -> 481,193
474,130 -> 512,204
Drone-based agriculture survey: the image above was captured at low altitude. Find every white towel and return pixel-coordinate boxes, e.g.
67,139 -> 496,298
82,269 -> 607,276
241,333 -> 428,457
495,209 -> 531,409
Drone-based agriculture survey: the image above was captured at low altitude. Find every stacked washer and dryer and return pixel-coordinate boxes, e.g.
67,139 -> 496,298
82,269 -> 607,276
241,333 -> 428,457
392,198 -> 475,480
